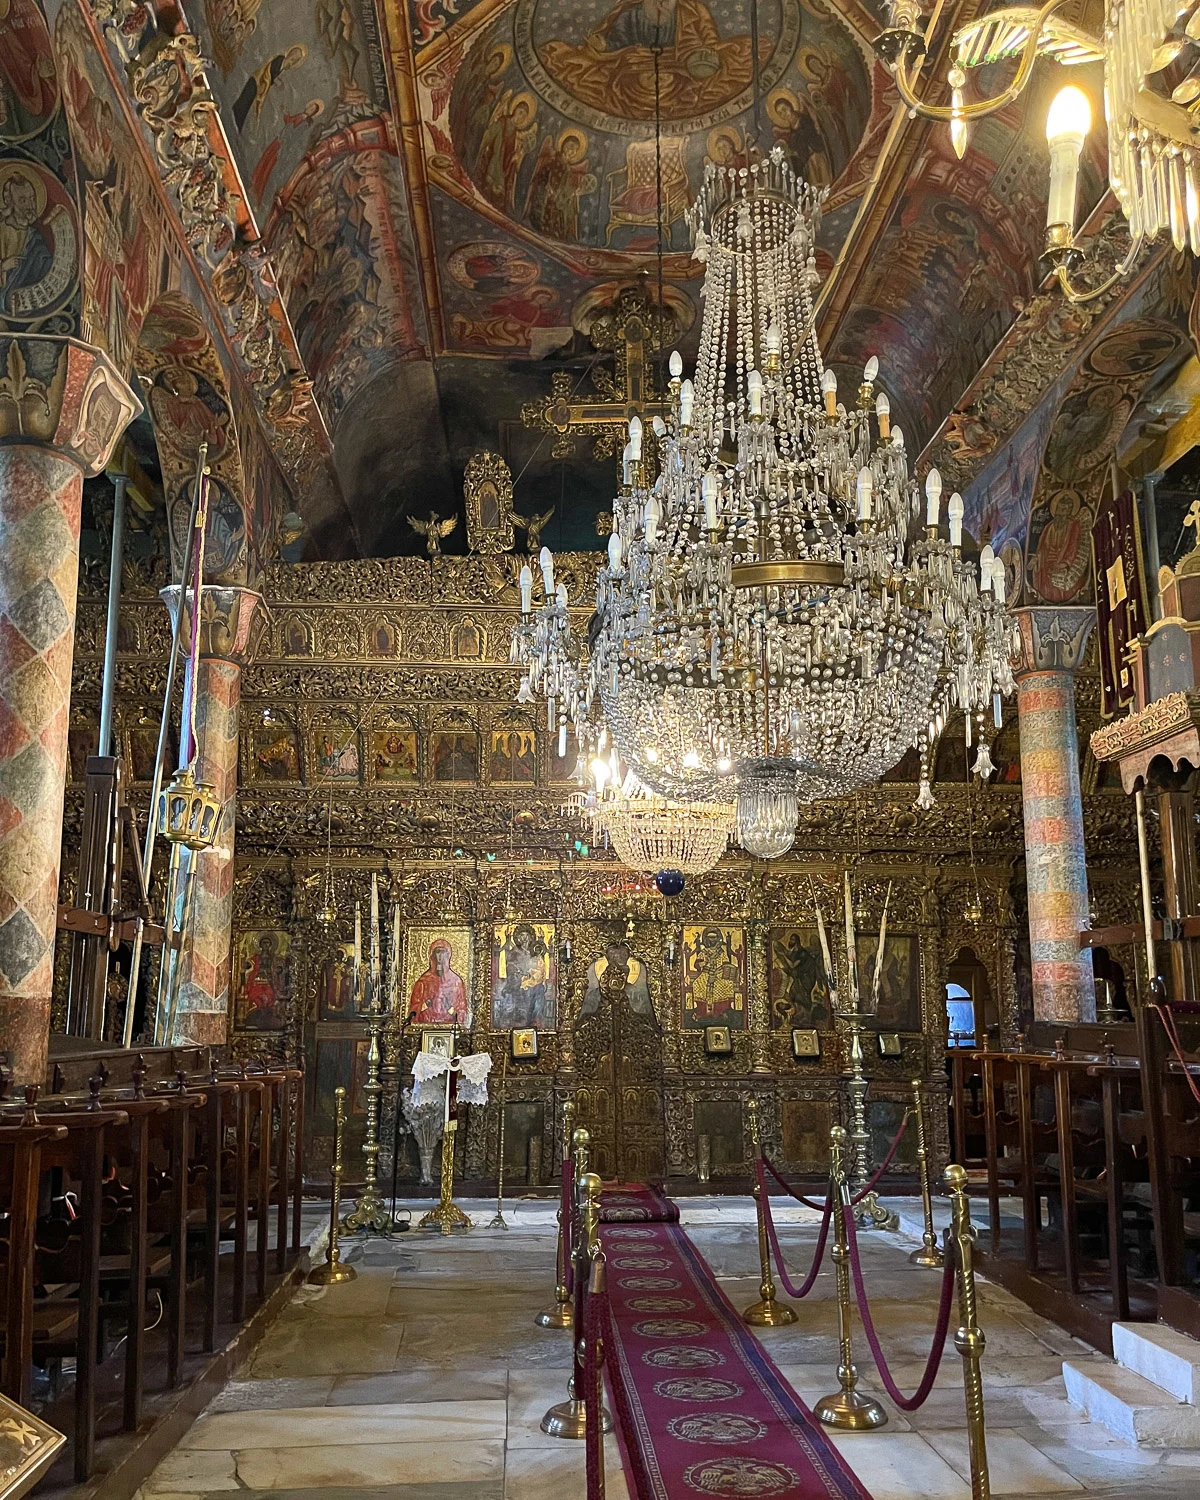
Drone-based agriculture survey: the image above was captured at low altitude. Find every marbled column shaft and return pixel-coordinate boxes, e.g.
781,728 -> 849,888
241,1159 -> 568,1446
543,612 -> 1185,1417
0,448 -> 84,1080
1017,670 -> 1095,1022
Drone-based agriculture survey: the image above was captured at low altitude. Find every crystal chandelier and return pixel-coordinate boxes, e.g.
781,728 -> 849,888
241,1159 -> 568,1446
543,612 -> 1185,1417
586,148 -> 1016,854
875,0 -> 1200,302
593,783 -> 734,879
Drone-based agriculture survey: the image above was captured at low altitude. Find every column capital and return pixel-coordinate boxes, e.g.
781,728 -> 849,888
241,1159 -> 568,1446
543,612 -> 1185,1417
160,584 -> 265,665
0,335 -> 140,477
1013,606 -> 1096,678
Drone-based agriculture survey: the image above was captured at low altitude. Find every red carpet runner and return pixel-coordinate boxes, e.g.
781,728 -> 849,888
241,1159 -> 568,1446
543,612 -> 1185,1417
601,1184 -> 680,1224
602,1216 -> 872,1500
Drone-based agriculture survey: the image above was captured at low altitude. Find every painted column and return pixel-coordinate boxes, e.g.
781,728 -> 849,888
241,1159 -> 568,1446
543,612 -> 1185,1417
1014,607 -> 1097,1023
160,585 -> 261,1045
0,337 -> 139,1082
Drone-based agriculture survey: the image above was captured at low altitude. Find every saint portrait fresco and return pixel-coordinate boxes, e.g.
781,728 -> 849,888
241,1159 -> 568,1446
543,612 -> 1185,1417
430,727 -> 479,782
0,0 -> 61,143
580,940 -> 653,1018
489,726 -> 536,784
768,928 -> 830,1030
373,717 -> 418,782
234,930 -> 291,1032
252,712 -> 300,782
1027,489 -> 1093,605
855,933 -> 921,1032
313,717 -> 360,781
405,927 -> 473,1028
681,925 -> 746,1030
319,945 -> 357,1020
492,921 -> 557,1030
0,159 -> 79,325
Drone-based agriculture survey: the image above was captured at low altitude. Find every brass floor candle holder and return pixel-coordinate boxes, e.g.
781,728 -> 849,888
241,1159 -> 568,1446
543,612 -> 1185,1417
309,1087 -> 357,1285
342,1000 -> 400,1235
541,1165 -> 612,1439
420,1120 -> 472,1234
742,1098 -> 797,1327
815,1125 -> 887,1432
535,1102 -> 577,1329
840,1007 -> 899,1233
909,1078 -> 944,1269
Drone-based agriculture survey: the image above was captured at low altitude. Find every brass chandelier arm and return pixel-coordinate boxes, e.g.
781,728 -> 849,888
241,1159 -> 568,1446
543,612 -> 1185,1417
1049,232 -> 1146,304
886,0 -> 1081,122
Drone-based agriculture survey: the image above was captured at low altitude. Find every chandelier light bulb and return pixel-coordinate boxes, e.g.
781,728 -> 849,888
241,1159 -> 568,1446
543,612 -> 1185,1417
875,390 -> 890,439
653,414 -> 666,438
539,545 -> 554,595
892,425 -> 904,448
748,368 -> 764,418
590,756 -> 610,788
925,467 -> 943,526
856,466 -> 874,521
608,533 -> 623,571
517,676 -> 534,704
556,581 -> 568,607
863,355 -> 879,383
629,414 -> 643,461
669,349 -> 683,381
766,322 -> 782,357
947,491 -> 964,548
991,555 -> 1007,606
645,494 -> 660,546
1046,86 -> 1091,233
980,543 -> 995,590
702,469 -> 719,531
680,379 -> 695,428
519,563 -> 533,614
821,366 -> 838,419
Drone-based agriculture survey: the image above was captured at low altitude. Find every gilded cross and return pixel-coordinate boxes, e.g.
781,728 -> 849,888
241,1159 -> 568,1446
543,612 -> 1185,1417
520,282 -> 671,461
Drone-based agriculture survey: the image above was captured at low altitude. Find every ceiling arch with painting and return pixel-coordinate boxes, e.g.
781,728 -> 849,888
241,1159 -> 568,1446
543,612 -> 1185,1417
183,0 -> 1118,558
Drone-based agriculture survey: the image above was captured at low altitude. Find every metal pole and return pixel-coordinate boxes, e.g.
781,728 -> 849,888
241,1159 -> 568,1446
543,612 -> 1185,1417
98,474 -> 127,758
909,1079 -> 944,1268
308,1087 -> 357,1285
1143,473 -> 1163,624
743,1096 -> 796,1325
123,447 -> 207,1044
1135,788 -> 1158,992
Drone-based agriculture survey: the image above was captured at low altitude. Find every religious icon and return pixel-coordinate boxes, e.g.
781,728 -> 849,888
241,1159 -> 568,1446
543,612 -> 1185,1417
128,714 -> 177,783
373,720 -> 418,781
0,160 -> 79,324
474,89 -> 538,211
703,1025 -> 732,1056
511,1028 -> 539,1059
792,1029 -> 821,1059
313,719 -> 360,781
580,940 -> 653,1018
281,616 -> 312,656
489,726 -> 536,784
68,718 -> 97,782
877,1032 -> 902,1058
681,924 -> 746,1030
370,618 -> 398,656
234,930 -> 291,1032
1028,489 -> 1093,604
855,933 -> 921,1032
430,727 -> 478,782
253,714 -> 300,781
450,619 -> 483,660
768,928 -> 830,1030
464,450 -> 515,553
405,927 -> 473,1028
0,0 -> 61,143
319,945 -> 356,1020
525,128 -> 596,242
422,1028 -> 455,1058
492,921 -> 557,1030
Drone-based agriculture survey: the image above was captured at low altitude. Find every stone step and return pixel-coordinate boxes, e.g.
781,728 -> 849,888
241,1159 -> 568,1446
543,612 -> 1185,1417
1112,1321 -> 1200,1405
1062,1359 -> 1200,1447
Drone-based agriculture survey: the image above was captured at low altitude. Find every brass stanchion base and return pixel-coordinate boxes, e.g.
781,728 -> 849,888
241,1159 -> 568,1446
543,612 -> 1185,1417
307,1258 -> 358,1286
742,1296 -> 798,1327
814,1387 -> 888,1430
535,1297 -> 574,1329
419,1198 -> 472,1232
853,1191 -> 899,1233
489,1209 -> 510,1229
540,1395 -> 613,1439
909,1242 -> 944,1268
341,1188 -> 401,1236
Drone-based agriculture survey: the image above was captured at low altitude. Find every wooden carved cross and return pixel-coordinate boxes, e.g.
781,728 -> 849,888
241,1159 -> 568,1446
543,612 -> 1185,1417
521,282 -> 672,461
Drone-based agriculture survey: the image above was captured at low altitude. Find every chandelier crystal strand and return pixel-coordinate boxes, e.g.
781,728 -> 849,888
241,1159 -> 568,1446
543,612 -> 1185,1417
516,147 -> 1017,858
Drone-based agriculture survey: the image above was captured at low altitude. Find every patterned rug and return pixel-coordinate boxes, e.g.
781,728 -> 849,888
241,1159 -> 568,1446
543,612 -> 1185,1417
602,1218 -> 872,1500
600,1184 -> 680,1224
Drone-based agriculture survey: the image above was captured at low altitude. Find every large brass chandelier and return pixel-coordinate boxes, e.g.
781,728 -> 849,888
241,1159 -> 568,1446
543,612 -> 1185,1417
516,149 -> 1016,859
876,0 -> 1200,300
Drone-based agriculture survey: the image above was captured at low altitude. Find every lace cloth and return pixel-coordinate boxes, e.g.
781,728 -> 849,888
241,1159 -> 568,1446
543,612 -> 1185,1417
411,1050 -> 493,1107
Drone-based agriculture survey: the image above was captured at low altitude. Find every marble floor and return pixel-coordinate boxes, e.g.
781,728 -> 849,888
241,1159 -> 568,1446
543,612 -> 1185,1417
131,1196 -> 1200,1500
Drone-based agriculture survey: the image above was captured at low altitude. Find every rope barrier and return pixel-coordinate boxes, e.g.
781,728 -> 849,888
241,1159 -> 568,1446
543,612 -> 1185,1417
561,1165 -> 575,1295
1152,1001 -> 1200,1107
850,1110 -> 910,1205
761,1153 -> 829,1212
844,1201 -> 958,1411
756,1158 -> 832,1300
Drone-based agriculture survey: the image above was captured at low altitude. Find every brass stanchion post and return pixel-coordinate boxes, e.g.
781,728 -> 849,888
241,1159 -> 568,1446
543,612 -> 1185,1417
815,1125 -> 887,1431
535,1100 -> 576,1329
947,1164 -> 991,1500
308,1087 -> 357,1285
909,1079 -> 944,1268
742,1097 -> 797,1327
588,1254 -> 608,1500
542,1157 -> 612,1437
490,1052 -> 510,1229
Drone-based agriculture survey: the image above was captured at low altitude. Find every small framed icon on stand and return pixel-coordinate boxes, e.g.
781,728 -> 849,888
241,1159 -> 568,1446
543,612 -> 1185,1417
791,1028 -> 821,1060
704,1025 -> 733,1056
511,1027 -> 538,1060
877,1032 -> 902,1058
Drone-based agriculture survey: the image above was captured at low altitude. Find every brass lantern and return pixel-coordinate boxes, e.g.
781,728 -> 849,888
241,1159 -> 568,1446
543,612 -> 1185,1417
157,765 -> 222,851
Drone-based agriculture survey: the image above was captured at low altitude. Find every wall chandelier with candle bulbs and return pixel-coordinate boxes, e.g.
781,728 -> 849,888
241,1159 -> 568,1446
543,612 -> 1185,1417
874,0 -> 1200,302
515,148 -> 1017,859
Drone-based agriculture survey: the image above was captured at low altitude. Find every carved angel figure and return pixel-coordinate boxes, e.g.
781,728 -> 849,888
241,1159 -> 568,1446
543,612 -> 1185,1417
407,510 -> 458,557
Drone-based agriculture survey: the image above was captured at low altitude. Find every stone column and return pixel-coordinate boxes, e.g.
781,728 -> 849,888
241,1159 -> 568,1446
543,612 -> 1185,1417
160,585 -> 261,1045
0,337 -> 139,1082
1014,607 -> 1097,1024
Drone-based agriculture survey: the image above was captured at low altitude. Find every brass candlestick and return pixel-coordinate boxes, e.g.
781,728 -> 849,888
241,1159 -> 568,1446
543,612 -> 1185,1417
308,1087 -> 357,1285
947,1164 -> 991,1500
541,1166 -> 612,1438
815,1125 -> 887,1431
341,993 -> 397,1235
535,1100 -> 576,1328
490,1053 -> 510,1230
742,1098 -> 796,1327
421,1118 -> 472,1234
909,1078 -> 944,1268
840,1006 -> 899,1232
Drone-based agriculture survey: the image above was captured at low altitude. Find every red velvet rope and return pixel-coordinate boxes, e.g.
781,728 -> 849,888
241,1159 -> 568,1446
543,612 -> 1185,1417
844,1201 -> 958,1411
850,1110 -> 910,1205
561,1164 -> 574,1295
1152,1002 -> 1200,1107
761,1153 -> 830,1212
756,1157 -> 833,1300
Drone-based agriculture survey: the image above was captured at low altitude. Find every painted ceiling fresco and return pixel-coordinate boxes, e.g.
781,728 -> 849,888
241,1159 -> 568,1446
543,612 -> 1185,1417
172,0 -> 1123,557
